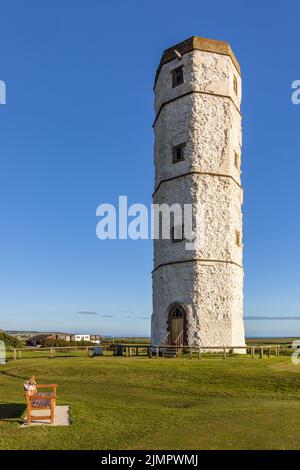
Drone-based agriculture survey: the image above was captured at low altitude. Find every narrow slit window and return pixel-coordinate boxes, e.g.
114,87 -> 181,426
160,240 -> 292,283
234,151 -> 241,170
172,143 -> 186,163
233,75 -> 238,95
172,66 -> 184,88
235,230 -> 242,247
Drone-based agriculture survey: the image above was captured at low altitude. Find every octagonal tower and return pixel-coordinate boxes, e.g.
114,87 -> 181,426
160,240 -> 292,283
151,36 -> 246,349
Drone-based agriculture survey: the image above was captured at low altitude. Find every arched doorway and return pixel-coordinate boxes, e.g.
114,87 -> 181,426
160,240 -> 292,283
168,305 -> 185,346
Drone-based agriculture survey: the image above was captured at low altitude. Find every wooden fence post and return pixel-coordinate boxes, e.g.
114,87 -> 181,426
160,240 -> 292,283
251,347 -> 254,359
18,350 -> 22,359
51,348 -> 54,358
13,349 -> 17,360
223,348 -> 226,359
148,347 -> 152,359
268,347 -> 270,358
189,348 -> 193,359
198,347 -> 201,359
260,347 -> 263,359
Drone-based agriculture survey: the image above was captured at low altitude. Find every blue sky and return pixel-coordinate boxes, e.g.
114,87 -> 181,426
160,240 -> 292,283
0,0 -> 299,337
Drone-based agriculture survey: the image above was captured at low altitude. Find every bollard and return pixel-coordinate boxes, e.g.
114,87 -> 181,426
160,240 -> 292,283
156,346 -> 159,358
148,346 -> 152,359
223,348 -> 226,359
251,347 -> 254,359
14,349 -> 17,360
198,347 -> 201,359
18,350 -> 22,359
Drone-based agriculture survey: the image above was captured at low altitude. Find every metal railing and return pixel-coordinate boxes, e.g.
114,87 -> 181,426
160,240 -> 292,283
162,331 -> 170,345
174,331 -> 184,348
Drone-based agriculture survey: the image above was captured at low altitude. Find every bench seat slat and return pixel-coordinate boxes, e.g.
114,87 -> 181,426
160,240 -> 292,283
30,398 -> 51,408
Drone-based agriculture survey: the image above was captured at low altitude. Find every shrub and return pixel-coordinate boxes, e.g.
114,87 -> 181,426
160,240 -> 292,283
0,331 -> 22,348
40,338 -> 95,348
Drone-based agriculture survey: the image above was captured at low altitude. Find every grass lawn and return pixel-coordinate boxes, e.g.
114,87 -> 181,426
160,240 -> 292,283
0,354 -> 300,450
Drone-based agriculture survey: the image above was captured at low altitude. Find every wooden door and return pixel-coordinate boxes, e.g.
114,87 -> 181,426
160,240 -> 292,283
170,307 -> 184,345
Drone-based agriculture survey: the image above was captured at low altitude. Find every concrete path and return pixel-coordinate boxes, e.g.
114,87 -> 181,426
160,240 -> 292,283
21,405 -> 71,427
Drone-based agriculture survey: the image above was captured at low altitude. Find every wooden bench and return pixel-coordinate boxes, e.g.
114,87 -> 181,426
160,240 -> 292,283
25,383 -> 57,425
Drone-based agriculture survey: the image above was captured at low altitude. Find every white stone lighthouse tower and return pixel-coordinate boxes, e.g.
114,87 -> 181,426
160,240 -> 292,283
151,36 -> 246,348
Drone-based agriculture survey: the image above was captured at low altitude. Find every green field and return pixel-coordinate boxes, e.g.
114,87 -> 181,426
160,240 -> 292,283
1,353 -> 300,450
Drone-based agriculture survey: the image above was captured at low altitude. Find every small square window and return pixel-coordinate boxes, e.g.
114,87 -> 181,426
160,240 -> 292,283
235,230 -> 242,247
234,151 -> 241,170
172,143 -> 186,163
233,76 -> 238,95
171,223 -> 185,243
172,66 -> 184,88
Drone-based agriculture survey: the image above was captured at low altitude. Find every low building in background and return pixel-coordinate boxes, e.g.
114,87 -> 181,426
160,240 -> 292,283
26,332 -> 101,346
26,332 -> 72,346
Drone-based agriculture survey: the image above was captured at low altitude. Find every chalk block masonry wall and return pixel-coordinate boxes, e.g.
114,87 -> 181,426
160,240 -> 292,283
151,37 -> 246,348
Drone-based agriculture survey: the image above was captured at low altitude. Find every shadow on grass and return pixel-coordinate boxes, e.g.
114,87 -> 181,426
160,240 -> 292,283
0,403 -> 26,423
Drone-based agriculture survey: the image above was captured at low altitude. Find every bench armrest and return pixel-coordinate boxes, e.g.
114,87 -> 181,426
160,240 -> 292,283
36,384 -> 57,396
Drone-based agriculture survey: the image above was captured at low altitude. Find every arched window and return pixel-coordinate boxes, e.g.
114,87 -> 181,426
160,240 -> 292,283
171,307 -> 184,318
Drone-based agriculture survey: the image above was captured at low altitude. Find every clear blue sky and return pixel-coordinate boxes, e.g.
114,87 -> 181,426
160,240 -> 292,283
0,0 -> 299,337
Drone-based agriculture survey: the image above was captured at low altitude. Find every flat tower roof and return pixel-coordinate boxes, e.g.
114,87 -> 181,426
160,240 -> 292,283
155,36 -> 241,87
